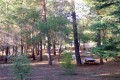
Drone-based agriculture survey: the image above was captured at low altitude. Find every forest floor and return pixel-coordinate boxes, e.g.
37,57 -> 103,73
0,53 -> 120,80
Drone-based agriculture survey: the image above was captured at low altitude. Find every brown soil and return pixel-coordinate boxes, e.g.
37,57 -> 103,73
0,55 -> 120,80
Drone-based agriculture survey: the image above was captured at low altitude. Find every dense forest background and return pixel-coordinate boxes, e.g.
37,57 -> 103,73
0,0 -> 119,65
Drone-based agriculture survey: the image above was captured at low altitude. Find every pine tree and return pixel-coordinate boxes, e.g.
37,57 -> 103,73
88,0 -> 120,63
12,54 -> 32,80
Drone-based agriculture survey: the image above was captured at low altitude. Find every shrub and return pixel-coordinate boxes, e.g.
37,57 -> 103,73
12,54 -> 32,80
61,52 -> 75,75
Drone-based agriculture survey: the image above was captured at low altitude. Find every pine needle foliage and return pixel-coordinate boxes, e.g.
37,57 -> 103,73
61,52 -> 75,75
12,54 -> 32,80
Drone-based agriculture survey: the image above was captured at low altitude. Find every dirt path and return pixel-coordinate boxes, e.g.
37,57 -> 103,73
0,53 -> 120,80
0,60 -> 120,80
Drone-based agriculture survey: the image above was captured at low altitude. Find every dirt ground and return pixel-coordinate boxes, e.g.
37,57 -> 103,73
0,55 -> 120,80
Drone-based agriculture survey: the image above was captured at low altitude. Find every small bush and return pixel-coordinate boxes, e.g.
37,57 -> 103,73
12,54 -> 32,80
61,52 -> 75,75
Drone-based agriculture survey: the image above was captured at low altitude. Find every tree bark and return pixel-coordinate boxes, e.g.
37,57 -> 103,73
71,0 -> 82,65
36,43 -> 39,55
39,40 -> 43,61
53,38 -> 56,55
32,44 -> 36,60
97,29 -> 101,46
46,34 -> 52,65
41,0 -> 52,65
41,0 -> 46,21
21,38 -> 24,54
72,12 -> 82,65
4,46 -> 9,63
15,46 -> 18,56
100,57 -> 104,64
13,45 -> 15,54
58,44 -> 62,61
97,29 -> 104,64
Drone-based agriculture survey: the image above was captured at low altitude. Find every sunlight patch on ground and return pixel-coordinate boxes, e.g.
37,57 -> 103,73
99,73 -> 111,76
0,77 -> 13,80
30,61 -> 48,66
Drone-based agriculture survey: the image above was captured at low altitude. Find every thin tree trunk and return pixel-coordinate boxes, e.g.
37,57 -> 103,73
58,44 -> 62,61
15,46 -> 18,56
41,0 -> 46,21
83,42 -> 86,52
21,38 -> 24,54
53,38 -> 56,55
39,40 -> 43,61
97,29 -> 101,46
14,34 -> 18,55
78,36 -> 81,52
46,34 -> 52,65
41,0 -> 52,65
37,42 -> 40,56
36,43 -> 39,55
4,46 -> 9,63
32,44 -> 36,60
13,45 -> 15,54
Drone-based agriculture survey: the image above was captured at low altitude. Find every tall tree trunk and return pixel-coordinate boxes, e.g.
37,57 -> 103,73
36,43 -> 39,55
15,46 -> 18,56
13,45 -> 15,55
4,46 -> 9,63
41,0 -> 46,21
100,57 -> 104,64
58,44 -> 62,61
71,0 -> 82,65
97,29 -> 104,64
37,42 -> 40,56
39,40 -> 43,61
97,29 -> 101,46
46,34 -> 52,65
41,0 -> 52,65
78,35 -> 81,52
53,38 -> 56,55
83,42 -> 86,52
14,34 -> 18,55
72,12 -> 82,65
21,38 -> 24,54
32,44 -> 36,60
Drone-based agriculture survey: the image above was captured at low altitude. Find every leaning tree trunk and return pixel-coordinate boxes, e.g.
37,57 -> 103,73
72,12 -> 82,65
71,0 -> 82,65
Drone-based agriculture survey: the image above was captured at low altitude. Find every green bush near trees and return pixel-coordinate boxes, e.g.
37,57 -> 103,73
12,54 -> 32,80
61,51 -> 75,75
